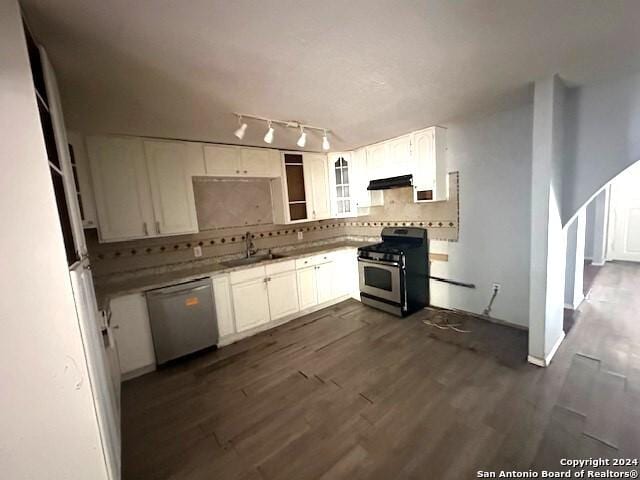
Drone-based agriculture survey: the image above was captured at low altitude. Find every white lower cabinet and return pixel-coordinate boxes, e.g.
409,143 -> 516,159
231,277 -> 271,332
316,262 -> 334,304
332,249 -> 358,298
211,275 -> 235,337
267,270 -> 299,320
109,293 -> 155,377
296,266 -> 318,310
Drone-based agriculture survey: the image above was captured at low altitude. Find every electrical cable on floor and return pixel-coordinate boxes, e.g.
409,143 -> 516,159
422,308 -> 471,333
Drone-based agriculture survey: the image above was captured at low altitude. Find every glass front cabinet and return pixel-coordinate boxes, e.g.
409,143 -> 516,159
328,152 -> 356,217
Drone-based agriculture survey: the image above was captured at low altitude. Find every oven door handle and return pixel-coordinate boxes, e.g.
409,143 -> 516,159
358,258 -> 401,268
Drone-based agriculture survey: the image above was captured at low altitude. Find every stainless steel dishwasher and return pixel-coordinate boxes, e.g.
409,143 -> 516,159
146,278 -> 218,364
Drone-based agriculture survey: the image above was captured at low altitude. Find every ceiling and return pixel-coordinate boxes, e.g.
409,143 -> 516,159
21,0 -> 640,151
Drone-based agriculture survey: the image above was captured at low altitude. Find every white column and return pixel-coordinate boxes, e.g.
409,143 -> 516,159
592,186 -> 610,265
528,75 -> 567,367
564,210 -> 586,309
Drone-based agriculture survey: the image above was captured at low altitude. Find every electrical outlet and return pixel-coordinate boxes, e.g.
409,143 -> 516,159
193,245 -> 203,258
297,231 -> 303,240
492,283 -> 501,293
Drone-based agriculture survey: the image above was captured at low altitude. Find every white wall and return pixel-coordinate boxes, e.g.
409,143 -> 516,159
429,103 -> 532,328
563,72 -> 640,224
0,2 -> 108,478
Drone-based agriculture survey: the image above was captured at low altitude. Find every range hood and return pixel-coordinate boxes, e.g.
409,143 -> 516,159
367,174 -> 413,191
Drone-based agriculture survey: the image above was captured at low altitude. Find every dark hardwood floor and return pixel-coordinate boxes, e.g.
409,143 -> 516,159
122,262 -> 640,479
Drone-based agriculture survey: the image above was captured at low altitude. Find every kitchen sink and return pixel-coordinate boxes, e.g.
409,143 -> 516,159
222,253 -> 287,268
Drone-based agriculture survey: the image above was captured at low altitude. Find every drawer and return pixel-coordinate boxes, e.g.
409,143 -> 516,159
230,265 -> 266,284
315,252 -> 333,264
295,256 -> 315,269
266,260 -> 296,275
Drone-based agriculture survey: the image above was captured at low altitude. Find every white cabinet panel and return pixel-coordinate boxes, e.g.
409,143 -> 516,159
204,144 -> 242,176
365,143 -> 388,180
412,127 -> 447,202
304,153 -> 331,220
241,148 -> 280,177
387,135 -> 413,176
232,278 -> 270,332
296,266 -> 318,310
328,153 -> 356,217
67,131 -> 98,229
87,136 -> 155,242
144,140 -> 200,235
332,249 -> 357,297
267,270 -> 299,320
316,262 -> 334,304
109,293 -> 155,375
212,275 -> 235,338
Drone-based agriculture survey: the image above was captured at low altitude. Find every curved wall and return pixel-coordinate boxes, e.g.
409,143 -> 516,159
562,72 -> 640,225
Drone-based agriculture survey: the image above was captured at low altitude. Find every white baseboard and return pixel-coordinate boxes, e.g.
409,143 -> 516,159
591,260 -> 606,266
528,330 -> 566,367
564,294 -> 585,311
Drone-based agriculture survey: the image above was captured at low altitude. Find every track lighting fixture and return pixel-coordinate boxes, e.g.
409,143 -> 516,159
296,127 -> 307,148
322,130 -> 330,151
233,113 -> 331,150
234,116 -> 247,140
263,121 -> 274,144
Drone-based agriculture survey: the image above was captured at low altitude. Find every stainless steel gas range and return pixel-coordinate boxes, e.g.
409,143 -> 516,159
358,227 -> 429,317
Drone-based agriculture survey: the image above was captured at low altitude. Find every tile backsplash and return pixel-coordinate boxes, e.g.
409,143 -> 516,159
88,172 -> 460,282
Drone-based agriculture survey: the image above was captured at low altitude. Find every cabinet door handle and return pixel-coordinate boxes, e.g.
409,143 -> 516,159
155,221 -> 161,234
236,170 -> 240,174
243,170 -> 248,174
143,222 -> 148,236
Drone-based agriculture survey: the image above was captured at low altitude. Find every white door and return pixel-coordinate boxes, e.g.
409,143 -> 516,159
304,153 -> 331,220
240,148 -> 280,177
297,266 -> 318,310
70,264 -> 121,480
144,140 -> 199,235
87,136 -> 155,242
204,144 -> 241,176
608,162 -> 640,262
328,153 -> 356,217
387,135 -> 413,176
232,278 -> 271,332
212,275 -> 236,337
316,262 -> 335,304
267,270 -> 300,320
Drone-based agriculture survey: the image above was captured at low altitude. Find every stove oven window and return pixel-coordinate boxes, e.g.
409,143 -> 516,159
364,266 -> 393,291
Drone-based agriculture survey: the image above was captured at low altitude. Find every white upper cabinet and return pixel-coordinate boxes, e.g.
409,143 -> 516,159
328,152 -> 356,217
67,131 -> 98,229
386,135 -> 413,176
204,144 -> 280,178
240,147 -> 281,177
204,144 -> 240,176
412,126 -> 447,202
87,136 -> 155,242
272,152 -> 331,224
365,142 -> 388,180
350,147 -> 383,210
88,136 -> 205,242
144,140 -> 201,235
304,153 -> 331,220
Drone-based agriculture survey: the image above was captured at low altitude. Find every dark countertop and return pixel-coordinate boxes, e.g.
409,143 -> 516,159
94,240 -> 373,310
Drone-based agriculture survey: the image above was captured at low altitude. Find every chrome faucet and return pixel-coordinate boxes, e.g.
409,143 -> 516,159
245,232 -> 257,258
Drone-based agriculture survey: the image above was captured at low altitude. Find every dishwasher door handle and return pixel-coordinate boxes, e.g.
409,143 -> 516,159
147,284 -> 211,297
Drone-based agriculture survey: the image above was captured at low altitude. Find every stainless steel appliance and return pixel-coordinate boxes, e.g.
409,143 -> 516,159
358,227 -> 429,316
146,278 -> 218,364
